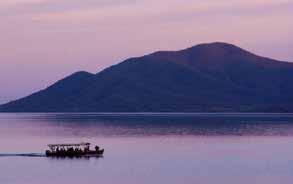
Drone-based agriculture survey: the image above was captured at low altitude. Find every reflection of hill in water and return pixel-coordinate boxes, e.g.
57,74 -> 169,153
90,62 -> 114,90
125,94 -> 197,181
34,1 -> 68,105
16,113 -> 293,137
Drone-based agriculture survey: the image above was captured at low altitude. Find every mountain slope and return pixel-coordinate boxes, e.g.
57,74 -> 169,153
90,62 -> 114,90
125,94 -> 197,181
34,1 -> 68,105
1,42 -> 293,112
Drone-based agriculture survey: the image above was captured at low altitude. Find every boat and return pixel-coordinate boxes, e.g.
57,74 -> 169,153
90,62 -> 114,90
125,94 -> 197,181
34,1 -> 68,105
45,142 -> 104,157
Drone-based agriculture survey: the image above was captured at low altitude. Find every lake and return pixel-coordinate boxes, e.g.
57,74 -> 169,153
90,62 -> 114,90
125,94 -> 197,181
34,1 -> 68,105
1,113 -> 293,184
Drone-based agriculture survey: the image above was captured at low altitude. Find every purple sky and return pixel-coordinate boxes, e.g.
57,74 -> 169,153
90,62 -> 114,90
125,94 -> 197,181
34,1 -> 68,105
0,0 -> 292,103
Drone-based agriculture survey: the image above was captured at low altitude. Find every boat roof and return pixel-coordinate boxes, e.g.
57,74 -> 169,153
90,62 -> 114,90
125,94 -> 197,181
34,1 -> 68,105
48,142 -> 90,147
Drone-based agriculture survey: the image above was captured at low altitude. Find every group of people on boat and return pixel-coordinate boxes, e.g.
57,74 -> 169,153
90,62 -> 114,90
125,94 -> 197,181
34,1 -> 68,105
54,145 -> 100,154
46,142 -> 104,157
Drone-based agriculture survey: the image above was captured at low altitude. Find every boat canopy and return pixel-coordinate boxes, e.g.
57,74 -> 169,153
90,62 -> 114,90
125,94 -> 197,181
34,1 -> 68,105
48,142 -> 90,150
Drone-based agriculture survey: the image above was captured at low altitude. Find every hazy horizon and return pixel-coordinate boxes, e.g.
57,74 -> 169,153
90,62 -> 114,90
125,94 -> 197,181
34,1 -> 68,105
1,0 -> 293,104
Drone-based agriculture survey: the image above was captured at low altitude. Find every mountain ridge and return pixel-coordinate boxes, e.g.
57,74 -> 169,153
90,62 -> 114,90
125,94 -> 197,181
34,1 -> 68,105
1,42 -> 293,112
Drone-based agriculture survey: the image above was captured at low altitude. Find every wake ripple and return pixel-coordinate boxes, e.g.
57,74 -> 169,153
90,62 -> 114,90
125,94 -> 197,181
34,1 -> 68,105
0,153 -> 46,157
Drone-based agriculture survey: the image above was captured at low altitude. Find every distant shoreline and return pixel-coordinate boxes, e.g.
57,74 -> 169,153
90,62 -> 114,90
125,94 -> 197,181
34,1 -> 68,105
1,112 -> 293,116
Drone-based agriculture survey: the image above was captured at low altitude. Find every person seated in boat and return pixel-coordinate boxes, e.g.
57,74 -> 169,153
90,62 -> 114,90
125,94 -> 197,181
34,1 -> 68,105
84,146 -> 90,152
60,148 -> 65,153
95,146 -> 99,151
67,147 -> 74,152
56,147 -> 59,153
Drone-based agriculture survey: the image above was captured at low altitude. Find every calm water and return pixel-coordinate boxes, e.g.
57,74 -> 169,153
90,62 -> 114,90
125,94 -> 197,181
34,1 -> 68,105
1,113 -> 293,184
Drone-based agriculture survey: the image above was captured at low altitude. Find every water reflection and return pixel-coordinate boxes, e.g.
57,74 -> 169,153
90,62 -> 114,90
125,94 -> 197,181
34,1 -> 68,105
2,113 -> 293,137
2,114 -> 293,184
47,156 -> 103,161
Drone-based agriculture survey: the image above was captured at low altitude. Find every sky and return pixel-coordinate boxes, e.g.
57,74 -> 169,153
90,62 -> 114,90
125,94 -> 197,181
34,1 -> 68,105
0,0 -> 292,104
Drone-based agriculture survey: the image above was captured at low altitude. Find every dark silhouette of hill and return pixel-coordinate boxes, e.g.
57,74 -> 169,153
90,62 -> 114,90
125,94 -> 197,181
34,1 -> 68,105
1,42 -> 293,112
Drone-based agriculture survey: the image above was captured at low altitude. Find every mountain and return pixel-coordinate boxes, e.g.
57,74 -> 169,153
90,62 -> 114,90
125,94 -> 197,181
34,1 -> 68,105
1,42 -> 293,112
